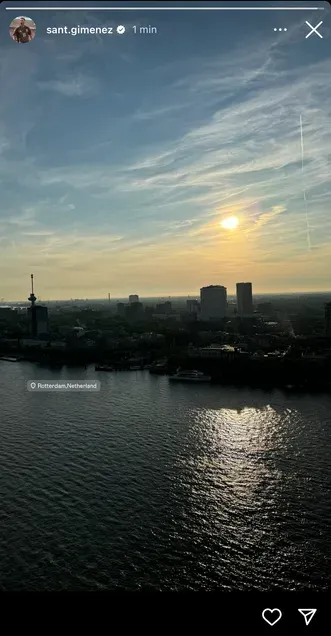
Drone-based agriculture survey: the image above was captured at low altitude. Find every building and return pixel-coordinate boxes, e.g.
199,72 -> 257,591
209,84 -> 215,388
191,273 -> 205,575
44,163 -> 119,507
236,282 -> 253,317
155,301 -> 172,315
129,294 -> 139,304
186,299 -> 200,315
200,285 -> 227,320
126,301 -> 144,321
188,344 -> 248,359
28,305 -> 49,337
116,302 -> 126,317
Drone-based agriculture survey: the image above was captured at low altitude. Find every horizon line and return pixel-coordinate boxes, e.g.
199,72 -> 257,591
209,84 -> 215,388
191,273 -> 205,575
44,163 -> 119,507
2,290 -> 331,303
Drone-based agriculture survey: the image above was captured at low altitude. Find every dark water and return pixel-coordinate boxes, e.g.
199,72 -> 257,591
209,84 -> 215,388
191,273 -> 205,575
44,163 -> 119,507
0,362 -> 330,591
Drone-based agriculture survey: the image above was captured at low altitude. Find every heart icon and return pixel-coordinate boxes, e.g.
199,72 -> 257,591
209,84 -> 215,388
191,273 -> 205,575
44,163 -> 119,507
262,608 -> 282,626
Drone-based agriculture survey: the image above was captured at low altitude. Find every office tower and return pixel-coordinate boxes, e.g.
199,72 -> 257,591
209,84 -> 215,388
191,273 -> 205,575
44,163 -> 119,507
28,305 -> 49,336
236,282 -> 253,317
129,294 -> 139,304
200,285 -> 227,320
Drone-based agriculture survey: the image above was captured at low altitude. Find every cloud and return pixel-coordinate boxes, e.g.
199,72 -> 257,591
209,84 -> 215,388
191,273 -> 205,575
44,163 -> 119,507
21,230 -> 55,236
7,208 -> 37,227
0,4 -> 330,298
37,75 -> 97,97
248,205 -> 287,232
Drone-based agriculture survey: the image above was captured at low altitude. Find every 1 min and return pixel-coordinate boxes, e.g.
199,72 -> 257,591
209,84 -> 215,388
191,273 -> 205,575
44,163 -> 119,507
133,25 -> 158,35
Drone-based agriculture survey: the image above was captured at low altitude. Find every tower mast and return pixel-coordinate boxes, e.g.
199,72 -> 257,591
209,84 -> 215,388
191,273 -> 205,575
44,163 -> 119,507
28,273 -> 37,306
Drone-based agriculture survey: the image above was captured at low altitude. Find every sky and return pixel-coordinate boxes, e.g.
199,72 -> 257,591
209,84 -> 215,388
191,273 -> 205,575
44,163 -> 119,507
0,0 -> 330,300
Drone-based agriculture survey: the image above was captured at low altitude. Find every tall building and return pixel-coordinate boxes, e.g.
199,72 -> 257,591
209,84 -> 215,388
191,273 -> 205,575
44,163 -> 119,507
126,301 -> 144,321
27,274 -> 49,336
236,282 -> 253,317
129,294 -> 139,304
200,285 -> 227,320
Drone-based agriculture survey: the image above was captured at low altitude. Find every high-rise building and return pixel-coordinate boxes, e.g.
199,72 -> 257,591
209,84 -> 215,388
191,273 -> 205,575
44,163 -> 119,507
236,282 -> 253,317
200,285 -> 227,320
27,305 -> 49,336
129,294 -> 139,304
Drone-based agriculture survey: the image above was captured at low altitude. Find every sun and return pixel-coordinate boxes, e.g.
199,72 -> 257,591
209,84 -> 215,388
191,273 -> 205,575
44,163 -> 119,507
220,216 -> 239,230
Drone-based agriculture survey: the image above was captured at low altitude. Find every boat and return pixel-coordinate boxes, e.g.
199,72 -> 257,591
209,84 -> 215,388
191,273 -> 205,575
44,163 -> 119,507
169,369 -> 211,382
95,365 -> 114,371
149,359 -> 168,374
130,365 -> 142,370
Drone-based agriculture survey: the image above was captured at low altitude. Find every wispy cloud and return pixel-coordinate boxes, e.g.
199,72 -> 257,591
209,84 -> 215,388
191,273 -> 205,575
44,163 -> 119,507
38,74 -> 97,97
8,208 -> 37,228
0,4 -> 330,298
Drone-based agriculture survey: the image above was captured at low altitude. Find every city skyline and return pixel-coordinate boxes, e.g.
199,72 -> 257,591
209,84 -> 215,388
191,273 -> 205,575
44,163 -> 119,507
5,272 -> 330,304
0,1 -> 330,300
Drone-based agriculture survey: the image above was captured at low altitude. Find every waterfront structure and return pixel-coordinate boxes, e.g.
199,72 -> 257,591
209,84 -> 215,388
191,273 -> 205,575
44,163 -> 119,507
129,294 -> 139,304
200,285 -> 227,320
169,369 -> 211,382
236,282 -> 253,317
27,274 -> 49,336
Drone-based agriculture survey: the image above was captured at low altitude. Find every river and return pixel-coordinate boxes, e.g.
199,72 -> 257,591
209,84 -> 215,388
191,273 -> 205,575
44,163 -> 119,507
0,362 -> 330,590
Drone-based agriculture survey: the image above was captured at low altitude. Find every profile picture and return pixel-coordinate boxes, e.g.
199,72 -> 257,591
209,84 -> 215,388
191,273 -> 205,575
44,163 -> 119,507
9,16 -> 36,44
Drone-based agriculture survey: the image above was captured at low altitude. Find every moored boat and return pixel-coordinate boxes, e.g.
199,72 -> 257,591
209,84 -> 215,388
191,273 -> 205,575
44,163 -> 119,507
169,369 -> 211,382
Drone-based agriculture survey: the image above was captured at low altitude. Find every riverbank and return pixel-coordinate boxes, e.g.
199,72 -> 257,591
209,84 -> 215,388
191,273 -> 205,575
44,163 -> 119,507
1,346 -> 330,393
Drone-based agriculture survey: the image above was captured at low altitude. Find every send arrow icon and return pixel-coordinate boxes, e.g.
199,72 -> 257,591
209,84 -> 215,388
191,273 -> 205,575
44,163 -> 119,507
298,609 -> 317,626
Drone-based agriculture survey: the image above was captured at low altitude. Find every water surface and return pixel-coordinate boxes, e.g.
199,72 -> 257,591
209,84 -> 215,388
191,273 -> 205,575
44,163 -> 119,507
0,363 -> 330,590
